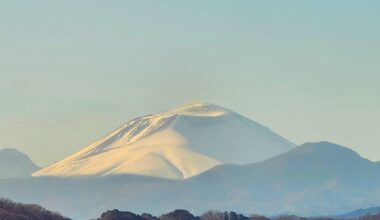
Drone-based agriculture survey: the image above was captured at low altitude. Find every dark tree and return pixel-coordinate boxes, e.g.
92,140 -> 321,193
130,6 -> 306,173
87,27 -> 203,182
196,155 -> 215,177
201,210 -> 260,220
98,209 -> 145,220
160,210 -> 200,220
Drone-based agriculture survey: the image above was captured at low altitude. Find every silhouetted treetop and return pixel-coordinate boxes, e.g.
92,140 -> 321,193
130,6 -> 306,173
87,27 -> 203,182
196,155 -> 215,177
160,210 -> 200,220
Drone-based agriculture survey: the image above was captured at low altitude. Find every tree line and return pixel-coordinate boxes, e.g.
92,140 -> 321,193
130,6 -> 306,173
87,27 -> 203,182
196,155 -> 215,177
1,198 -> 380,220
97,209 -> 380,220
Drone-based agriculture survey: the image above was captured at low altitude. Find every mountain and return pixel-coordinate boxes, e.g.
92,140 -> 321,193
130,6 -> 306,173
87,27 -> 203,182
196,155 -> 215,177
334,206 -> 380,218
187,141 -> 380,215
2,142 -> 380,219
0,148 -> 39,179
33,103 -> 294,179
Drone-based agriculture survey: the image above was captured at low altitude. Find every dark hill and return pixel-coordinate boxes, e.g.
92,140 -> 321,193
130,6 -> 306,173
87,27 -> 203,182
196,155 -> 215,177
0,198 -> 70,220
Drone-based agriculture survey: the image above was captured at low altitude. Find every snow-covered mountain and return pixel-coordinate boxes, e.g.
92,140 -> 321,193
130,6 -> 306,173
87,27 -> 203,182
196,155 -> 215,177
33,103 -> 294,179
0,148 -> 39,179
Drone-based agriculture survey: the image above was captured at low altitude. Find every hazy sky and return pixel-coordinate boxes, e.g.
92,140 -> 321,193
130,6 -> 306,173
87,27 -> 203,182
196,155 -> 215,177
1,1 -> 379,166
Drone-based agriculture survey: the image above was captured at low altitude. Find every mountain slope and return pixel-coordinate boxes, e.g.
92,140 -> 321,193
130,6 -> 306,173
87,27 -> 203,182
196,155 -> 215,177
33,103 -> 294,179
0,148 -> 39,179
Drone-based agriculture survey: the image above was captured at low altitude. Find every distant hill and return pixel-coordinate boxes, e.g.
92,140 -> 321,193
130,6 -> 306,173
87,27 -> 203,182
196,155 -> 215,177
0,198 -> 70,220
0,148 -> 39,179
189,141 -> 380,215
1,142 -> 380,219
334,206 -> 380,218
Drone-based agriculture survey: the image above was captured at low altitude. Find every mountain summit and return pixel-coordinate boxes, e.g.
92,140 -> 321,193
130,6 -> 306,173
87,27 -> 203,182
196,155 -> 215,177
33,103 -> 294,179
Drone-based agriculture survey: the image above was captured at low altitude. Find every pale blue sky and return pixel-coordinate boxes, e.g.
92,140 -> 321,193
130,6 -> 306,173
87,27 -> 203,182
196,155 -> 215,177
0,1 -> 379,166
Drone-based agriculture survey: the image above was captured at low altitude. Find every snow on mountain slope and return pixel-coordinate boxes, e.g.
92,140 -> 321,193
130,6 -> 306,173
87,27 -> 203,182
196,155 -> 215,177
33,103 -> 295,179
